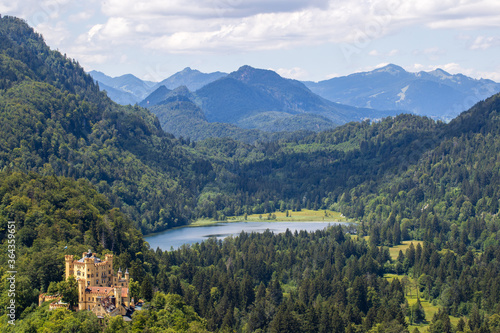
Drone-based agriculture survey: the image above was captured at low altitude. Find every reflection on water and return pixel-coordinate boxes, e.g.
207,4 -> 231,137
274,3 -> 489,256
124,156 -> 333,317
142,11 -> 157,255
145,221 -> 350,251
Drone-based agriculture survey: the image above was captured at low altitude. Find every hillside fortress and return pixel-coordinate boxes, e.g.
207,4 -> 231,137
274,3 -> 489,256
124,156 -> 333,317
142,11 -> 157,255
40,250 -> 133,318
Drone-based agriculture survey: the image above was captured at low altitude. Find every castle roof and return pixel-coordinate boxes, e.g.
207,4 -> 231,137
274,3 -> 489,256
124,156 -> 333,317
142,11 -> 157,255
77,250 -> 102,263
85,286 -> 128,298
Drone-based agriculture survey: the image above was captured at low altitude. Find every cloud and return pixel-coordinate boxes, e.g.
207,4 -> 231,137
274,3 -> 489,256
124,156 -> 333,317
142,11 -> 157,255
273,67 -> 309,80
469,36 -> 500,50
100,0 -> 331,19
3,0 -> 500,80
88,0 -> 500,55
5,0 -> 500,57
369,49 -> 399,57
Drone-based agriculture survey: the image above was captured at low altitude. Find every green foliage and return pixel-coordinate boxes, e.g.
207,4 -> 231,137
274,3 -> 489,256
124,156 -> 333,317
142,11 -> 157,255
131,293 -> 209,332
0,16 -> 215,234
147,226 -> 406,332
1,306 -> 102,333
0,170 -> 147,316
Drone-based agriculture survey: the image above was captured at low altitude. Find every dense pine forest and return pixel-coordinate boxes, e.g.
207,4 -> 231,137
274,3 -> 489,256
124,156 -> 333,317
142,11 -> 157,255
1,16 -> 500,332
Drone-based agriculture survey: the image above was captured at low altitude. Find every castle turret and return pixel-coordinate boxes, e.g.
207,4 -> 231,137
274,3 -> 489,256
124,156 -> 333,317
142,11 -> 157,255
125,268 -> 129,281
65,255 -> 74,280
78,279 -> 86,311
114,286 -> 122,306
117,268 -> 122,280
105,254 -> 113,268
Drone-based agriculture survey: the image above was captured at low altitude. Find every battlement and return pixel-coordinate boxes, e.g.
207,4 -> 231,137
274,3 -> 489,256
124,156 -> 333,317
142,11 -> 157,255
59,250 -> 131,316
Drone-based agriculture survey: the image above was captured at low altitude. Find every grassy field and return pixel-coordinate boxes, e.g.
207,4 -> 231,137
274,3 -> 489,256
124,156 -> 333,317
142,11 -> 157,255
388,240 -> 424,260
190,209 -> 354,226
385,244 -> 461,332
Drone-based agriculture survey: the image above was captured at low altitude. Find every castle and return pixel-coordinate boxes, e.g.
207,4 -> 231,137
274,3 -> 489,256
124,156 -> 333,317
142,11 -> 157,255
39,250 -> 133,318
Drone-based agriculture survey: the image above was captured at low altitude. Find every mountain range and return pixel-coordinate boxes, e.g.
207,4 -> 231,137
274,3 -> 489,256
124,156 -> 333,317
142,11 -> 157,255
90,67 -> 226,105
90,64 -> 500,138
137,66 -> 398,141
304,64 -> 500,121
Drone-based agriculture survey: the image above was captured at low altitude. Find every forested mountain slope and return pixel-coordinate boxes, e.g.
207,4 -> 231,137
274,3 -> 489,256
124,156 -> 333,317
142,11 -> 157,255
194,94 -> 500,252
0,16 -> 212,234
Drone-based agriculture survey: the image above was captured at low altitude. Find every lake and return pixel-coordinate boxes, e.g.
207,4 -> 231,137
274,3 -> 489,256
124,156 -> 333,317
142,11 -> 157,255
145,221 -> 349,251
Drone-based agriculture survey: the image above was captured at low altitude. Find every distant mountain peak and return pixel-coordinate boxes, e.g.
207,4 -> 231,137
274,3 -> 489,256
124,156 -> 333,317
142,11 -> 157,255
429,68 -> 453,80
230,65 -> 283,84
373,64 -> 406,75
180,67 -> 197,73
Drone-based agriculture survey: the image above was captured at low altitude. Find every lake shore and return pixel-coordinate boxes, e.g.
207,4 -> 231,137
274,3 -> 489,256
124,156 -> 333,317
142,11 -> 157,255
189,209 -> 355,227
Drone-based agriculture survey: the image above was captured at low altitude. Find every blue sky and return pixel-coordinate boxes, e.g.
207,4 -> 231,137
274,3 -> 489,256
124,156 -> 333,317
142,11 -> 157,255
2,0 -> 500,82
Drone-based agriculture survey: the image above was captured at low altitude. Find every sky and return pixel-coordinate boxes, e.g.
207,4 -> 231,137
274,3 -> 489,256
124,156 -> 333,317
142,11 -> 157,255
2,0 -> 500,82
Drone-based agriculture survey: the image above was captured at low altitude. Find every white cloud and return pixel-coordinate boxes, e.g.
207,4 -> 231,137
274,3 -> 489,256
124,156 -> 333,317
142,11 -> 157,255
86,0 -> 500,55
470,36 -> 500,50
68,10 -> 94,22
273,67 -> 309,80
2,0 -> 500,81
388,49 -> 399,56
34,20 -> 70,45
100,0 -> 331,19
369,49 -> 399,57
6,0 -> 500,57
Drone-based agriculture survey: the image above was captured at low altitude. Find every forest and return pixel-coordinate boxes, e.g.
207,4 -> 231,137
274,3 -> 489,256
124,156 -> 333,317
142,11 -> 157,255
0,15 -> 500,332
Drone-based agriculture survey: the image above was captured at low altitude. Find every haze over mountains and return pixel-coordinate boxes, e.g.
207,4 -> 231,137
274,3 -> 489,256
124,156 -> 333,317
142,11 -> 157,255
91,66 -> 401,141
91,64 -> 500,134
304,64 -> 500,121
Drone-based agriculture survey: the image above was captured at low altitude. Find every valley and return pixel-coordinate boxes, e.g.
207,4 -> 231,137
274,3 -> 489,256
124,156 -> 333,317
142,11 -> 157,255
0,15 -> 500,333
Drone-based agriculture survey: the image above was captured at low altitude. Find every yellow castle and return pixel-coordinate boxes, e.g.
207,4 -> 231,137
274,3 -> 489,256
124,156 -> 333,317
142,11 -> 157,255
40,250 -> 133,318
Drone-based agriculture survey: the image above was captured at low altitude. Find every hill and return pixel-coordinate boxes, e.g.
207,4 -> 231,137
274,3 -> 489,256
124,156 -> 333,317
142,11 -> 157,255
304,64 -> 500,121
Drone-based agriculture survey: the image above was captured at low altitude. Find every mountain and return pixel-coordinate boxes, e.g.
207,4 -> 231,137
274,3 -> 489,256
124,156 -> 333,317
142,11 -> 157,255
147,95 -> 319,143
89,67 -> 227,105
141,66 -> 400,140
97,81 -> 138,105
89,70 -> 156,103
138,85 -> 172,107
196,65 -> 399,126
304,64 -> 500,121
147,95 -> 268,143
154,66 -> 227,91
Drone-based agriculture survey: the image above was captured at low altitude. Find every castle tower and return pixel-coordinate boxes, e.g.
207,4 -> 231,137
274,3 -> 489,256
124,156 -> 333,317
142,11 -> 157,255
65,255 -> 74,280
125,268 -> 129,282
114,286 -> 122,307
78,279 -> 86,311
105,254 -> 113,270
117,268 -> 122,280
